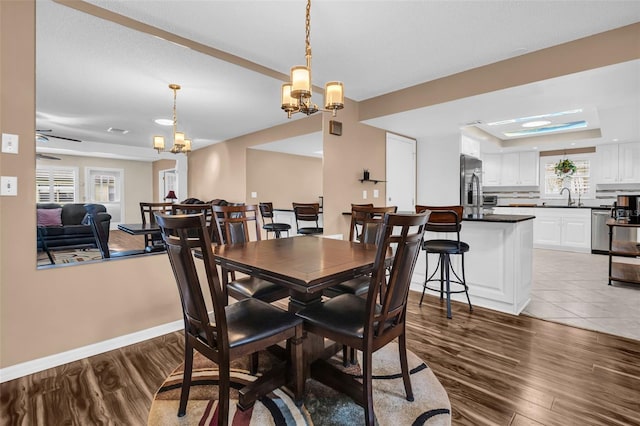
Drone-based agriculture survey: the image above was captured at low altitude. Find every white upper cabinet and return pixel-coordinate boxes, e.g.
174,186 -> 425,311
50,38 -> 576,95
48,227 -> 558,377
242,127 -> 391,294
483,152 -> 539,186
597,142 -> 640,183
483,154 -> 502,186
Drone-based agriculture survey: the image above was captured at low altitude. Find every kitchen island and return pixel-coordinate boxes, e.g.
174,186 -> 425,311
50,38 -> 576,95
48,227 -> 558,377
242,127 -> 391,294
411,214 -> 535,315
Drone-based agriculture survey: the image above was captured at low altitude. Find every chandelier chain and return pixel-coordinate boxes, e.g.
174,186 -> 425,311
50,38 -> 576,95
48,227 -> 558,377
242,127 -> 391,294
172,87 -> 178,137
305,0 -> 311,58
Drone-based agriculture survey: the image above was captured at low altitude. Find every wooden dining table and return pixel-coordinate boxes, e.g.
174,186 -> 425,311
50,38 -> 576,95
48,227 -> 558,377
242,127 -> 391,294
205,235 -> 383,365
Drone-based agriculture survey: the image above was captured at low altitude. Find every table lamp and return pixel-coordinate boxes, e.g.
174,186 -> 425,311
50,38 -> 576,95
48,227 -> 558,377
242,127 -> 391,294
165,190 -> 178,203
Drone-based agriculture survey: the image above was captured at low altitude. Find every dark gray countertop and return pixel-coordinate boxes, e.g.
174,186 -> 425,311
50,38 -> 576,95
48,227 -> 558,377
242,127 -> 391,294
497,205 -> 612,210
463,214 -> 536,223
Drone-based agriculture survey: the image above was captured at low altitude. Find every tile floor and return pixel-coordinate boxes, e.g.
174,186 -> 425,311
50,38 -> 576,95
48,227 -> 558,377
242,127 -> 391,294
522,248 -> 640,341
411,247 -> 640,341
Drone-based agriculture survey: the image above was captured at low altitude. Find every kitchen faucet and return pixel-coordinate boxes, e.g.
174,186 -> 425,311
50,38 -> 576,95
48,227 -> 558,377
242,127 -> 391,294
560,187 -> 574,206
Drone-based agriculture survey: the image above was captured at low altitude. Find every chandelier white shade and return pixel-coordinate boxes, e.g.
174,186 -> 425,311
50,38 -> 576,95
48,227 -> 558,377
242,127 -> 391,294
281,0 -> 344,119
153,84 -> 191,154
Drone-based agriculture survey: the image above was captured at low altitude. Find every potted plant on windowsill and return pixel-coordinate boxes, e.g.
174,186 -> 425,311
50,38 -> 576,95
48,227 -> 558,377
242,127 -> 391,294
554,158 -> 577,177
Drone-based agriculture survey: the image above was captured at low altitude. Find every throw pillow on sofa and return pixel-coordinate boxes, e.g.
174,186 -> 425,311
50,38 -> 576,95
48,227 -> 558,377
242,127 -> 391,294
37,208 -> 62,226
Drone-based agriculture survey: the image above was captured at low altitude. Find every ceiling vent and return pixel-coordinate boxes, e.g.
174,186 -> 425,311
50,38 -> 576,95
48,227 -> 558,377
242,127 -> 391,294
107,127 -> 129,134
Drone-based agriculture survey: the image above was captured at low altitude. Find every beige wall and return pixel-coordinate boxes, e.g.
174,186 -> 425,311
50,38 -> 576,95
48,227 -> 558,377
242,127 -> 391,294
188,115 -> 322,203
245,150 -> 322,210
37,154 -> 153,222
1,1 -> 180,369
1,0 -> 637,370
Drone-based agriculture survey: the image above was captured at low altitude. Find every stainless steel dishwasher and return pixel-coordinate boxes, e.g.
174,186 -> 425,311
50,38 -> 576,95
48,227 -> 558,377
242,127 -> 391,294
591,208 -> 637,254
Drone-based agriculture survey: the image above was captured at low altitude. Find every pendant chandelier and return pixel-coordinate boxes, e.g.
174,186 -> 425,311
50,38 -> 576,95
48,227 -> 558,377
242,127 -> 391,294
153,84 -> 192,154
281,0 -> 344,119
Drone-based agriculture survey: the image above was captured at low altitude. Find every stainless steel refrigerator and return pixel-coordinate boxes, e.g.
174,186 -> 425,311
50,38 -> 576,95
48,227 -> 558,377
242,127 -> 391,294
460,154 -> 483,218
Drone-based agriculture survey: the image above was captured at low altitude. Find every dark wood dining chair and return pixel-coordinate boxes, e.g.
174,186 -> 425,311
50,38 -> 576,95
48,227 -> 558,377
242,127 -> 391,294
258,202 -> 291,239
139,202 -> 173,249
296,211 -> 430,426
415,205 -> 473,319
325,205 -> 398,299
212,204 -> 290,303
325,204 -> 398,366
155,213 -> 304,426
349,203 -> 373,242
292,202 -> 323,235
171,202 -> 215,241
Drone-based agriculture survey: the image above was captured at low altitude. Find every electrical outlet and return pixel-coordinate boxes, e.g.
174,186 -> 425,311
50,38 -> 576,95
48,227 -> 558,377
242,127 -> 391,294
362,190 -> 367,199
1,176 -> 18,196
2,133 -> 19,154
373,189 -> 379,198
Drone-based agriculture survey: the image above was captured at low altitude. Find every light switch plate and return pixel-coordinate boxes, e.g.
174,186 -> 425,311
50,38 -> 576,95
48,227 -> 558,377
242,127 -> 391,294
373,189 -> 379,198
1,176 -> 18,196
362,190 -> 367,199
2,133 -> 19,154
251,191 -> 257,198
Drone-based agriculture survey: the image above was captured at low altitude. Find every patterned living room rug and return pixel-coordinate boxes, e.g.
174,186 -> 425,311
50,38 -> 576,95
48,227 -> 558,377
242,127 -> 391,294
37,248 -> 102,266
148,342 -> 451,425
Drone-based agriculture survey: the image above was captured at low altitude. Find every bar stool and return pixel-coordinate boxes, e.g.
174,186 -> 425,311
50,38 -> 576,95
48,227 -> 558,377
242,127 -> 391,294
258,202 -> 291,239
415,205 -> 473,319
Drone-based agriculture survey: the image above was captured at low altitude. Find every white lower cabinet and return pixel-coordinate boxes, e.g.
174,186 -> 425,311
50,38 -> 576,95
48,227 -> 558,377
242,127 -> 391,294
493,207 -> 591,252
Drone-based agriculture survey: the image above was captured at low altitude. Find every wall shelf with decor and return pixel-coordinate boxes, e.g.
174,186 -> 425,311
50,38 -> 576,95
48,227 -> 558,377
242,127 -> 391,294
359,178 -> 385,184
359,169 -> 384,184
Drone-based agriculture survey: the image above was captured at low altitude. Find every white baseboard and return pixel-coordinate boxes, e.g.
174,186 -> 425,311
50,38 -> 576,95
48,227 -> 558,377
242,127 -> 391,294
0,319 -> 183,383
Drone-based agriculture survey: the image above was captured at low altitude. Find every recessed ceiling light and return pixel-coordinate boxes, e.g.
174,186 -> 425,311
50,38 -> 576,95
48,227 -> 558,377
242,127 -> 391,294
571,142 -> 576,146
522,120 -> 551,128
503,120 -> 587,137
613,138 -> 619,142
487,109 -> 583,126
155,118 -> 173,126
532,147 -> 538,150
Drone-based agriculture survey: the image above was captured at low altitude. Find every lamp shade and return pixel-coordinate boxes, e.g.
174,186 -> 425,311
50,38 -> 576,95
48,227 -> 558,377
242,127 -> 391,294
290,66 -> 311,98
281,83 -> 299,112
324,81 -> 344,110
153,135 -> 165,152
165,190 -> 177,201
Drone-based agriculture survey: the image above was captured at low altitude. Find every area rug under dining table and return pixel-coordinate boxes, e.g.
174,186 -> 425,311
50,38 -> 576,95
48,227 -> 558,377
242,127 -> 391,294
148,342 -> 451,425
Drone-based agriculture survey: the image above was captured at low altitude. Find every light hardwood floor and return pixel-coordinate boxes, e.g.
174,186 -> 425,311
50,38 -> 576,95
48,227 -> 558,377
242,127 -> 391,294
1,290 -> 639,425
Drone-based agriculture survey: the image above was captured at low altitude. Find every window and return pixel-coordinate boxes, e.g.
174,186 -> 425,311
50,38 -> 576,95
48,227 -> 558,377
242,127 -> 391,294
91,174 -> 117,203
540,154 -> 593,199
36,167 -> 78,203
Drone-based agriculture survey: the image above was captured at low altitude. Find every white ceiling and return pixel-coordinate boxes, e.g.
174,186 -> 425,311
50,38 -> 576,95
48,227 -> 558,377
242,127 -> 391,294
35,0 -> 640,161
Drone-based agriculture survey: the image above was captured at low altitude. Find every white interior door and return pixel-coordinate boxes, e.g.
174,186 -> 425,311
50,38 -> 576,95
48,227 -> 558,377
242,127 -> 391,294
159,169 -> 178,201
386,133 -> 416,212
86,168 -> 124,229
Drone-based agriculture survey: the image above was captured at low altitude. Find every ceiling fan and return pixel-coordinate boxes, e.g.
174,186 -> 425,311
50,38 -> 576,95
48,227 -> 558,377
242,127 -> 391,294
35,129 -> 82,143
36,153 -> 62,160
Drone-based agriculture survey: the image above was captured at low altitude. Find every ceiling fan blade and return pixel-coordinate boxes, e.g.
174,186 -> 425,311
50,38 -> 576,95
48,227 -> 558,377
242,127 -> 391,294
46,134 -> 82,143
35,129 -> 82,142
36,153 -> 62,160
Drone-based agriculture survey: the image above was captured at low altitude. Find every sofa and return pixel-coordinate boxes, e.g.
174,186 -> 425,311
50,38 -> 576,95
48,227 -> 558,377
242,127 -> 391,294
37,203 -> 111,250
